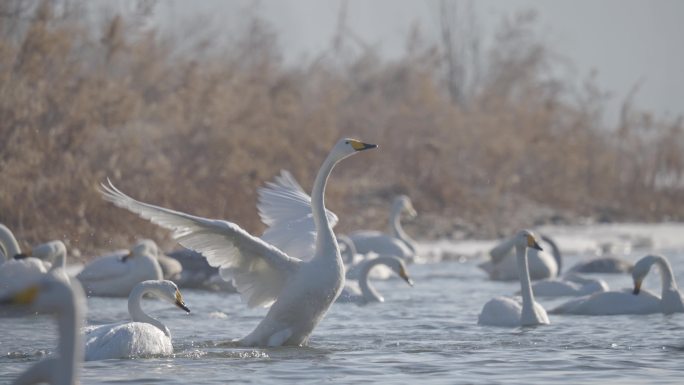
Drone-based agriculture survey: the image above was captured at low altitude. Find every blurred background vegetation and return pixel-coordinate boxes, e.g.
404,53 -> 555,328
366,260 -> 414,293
0,1 -> 682,259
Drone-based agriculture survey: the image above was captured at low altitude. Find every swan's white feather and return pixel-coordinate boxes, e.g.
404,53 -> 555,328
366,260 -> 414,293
550,289 -> 662,315
75,251 -> 129,282
84,322 -> 172,361
258,170 -> 338,260
478,296 -> 549,327
100,180 -> 301,308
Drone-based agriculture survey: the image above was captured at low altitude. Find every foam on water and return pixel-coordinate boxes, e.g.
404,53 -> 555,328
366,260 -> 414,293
2,223 -> 684,384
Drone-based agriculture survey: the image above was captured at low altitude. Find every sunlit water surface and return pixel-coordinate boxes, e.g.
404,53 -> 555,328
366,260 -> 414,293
2,244 -> 684,384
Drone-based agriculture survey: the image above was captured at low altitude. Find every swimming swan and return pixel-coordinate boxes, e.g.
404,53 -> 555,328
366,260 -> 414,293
551,254 -> 683,315
83,280 -> 190,361
76,239 -> 163,297
479,233 -> 559,281
1,275 -> 85,385
99,138 -> 377,347
337,255 -> 413,304
528,274 -> 609,298
478,230 -> 550,327
349,195 -> 417,261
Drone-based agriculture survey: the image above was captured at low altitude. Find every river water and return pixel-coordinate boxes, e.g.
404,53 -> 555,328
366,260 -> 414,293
2,224 -> 684,384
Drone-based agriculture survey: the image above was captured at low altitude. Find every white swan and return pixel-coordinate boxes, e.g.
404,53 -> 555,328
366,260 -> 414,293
478,230 -> 550,327
0,223 -> 69,296
156,252 -> 183,281
1,275 -> 85,385
99,138 -> 377,347
528,274 -> 609,298
551,254 -> 683,315
479,233 -> 559,281
349,195 -> 417,261
337,255 -> 413,304
76,239 -> 163,297
83,280 -> 190,361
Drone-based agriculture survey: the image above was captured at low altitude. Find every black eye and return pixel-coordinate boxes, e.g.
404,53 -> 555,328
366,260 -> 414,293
345,141 -> 349,144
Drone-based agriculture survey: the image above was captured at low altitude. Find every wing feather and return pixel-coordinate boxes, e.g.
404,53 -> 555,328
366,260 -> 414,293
257,170 -> 337,259
99,179 -> 300,308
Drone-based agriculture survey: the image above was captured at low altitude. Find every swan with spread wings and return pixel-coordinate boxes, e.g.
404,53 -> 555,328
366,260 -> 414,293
100,138 -> 377,347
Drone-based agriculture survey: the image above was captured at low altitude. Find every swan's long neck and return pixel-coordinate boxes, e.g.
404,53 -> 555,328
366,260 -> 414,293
540,235 -> 562,275
651,255 -> 678,293
54,291 -> 83,385
388,206 -> 415,253
359,257 -> 392,302
0,225 -> 21,261
128,283 -> 170,337
516,244 -> 537,324
311,155 -> 339,260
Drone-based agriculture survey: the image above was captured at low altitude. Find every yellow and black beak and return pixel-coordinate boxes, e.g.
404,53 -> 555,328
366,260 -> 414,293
399,268 -> 414,287
175,290 -> 190,313
527,235 -> 543,251
633,280 -> 642,295
121,251 -> 133,263
349,140 -> 378,152
0,285 -> 39,306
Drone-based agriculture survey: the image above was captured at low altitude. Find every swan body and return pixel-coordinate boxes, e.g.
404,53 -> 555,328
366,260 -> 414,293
529,274 -> 609,297
337,255 -> 413,304
100,138 -> 377,347
0,224 -> 48,294
478,230 -> 550,327
1,275 -> 85,385
349,195 -> 417,261
156,253 -> 183,281
551,254 -> 684,315
83,280 -> 189,361
480,234 -> 559,281
76,240 -> 163,297
0,234 -> 69,297
568,257 -> 633,274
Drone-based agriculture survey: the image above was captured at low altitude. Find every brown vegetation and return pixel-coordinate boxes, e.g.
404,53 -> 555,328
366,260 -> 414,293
0,1 -> 682,258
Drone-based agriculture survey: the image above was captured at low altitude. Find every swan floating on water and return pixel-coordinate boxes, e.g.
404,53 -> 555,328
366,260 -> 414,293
528,273 -> 609,298
83,280 -> 190,361
100,138 -> 377,347
337,255 -> 413,304
349,195 -> 417,262
551,254 -> 683,315
479,233 -> 560,281
1,275 -> 85,385
0,224 -> 70,296
76,239 -> 163,297
478,230 -> 550,327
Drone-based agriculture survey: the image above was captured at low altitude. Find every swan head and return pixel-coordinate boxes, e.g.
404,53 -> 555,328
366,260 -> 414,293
143,280 -> 190,313
394,195 -> 417,218
330,138 -> 377,161
632,255 -> 660,295
516,230 -> 543,251
381,256 -> 414,286
0,275 -> 84,314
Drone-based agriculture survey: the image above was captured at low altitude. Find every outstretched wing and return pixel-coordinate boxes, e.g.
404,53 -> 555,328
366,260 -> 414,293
100,180 -> 300,308
257,170 -> 338,260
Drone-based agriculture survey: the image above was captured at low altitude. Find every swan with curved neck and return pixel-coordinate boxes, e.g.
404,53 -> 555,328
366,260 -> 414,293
99,138 -> 377,347
338,255 -> 414,304
83,280 -> 189,361
349,195 -> 417,261
76,239 -> 163,297
551,254 -> 681,315
480,232 -> 559,281
478,230 -> 550,327
1,276 -> 84,385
